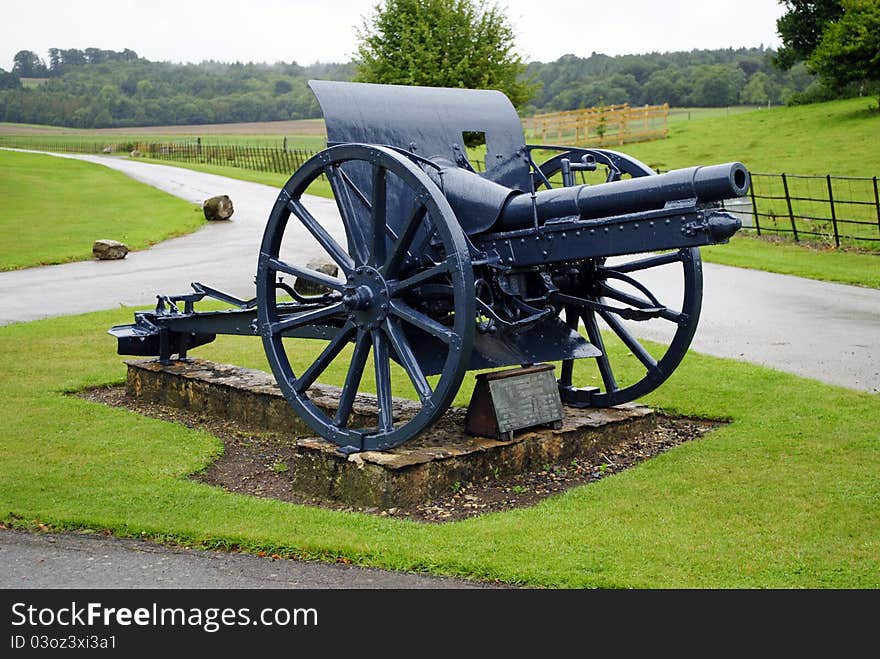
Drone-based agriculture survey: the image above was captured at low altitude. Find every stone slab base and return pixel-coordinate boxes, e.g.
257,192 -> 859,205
126,358 -> 656,508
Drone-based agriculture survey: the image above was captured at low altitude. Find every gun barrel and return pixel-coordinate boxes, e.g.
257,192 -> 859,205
497,162 -> 750,231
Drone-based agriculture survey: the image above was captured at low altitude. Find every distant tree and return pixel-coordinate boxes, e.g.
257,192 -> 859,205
740,71 -> 777,105
775,0 -> 843,69
354,0 -> 537,108
12,50 -> 47,77
273,79 -> 293,95
0,68 -> 21,90
807,0 -> 880,108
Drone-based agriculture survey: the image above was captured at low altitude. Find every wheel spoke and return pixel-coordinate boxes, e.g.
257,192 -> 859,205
267,257 -> 344,292
270,302 -> 344,335
324,165 -> 370,265
384,317 -> 433,403
334,330 -> 370,428
288,198 -> 355,273
606,250 -> 682,274
371,165 -> 387,267
559,306 -> 579,387
389,300 -> 453,344
389,259 -> 451,294
372,330 -> 393,433
383,202 -> 427,276
597,307 -> 659,374
583,311 -> 617,392
293,322 -> 356,394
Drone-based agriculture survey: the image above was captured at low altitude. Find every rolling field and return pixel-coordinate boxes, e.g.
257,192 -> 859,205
0,119 -> 327,149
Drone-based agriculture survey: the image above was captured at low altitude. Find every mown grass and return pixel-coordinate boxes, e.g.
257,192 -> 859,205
703,233 -> 880,288
0,150 -> 204,271
624,97 -> 880,176
0,308 -> 877,588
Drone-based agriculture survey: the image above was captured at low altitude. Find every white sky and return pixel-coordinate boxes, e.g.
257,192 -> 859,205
1,0 -> 786,72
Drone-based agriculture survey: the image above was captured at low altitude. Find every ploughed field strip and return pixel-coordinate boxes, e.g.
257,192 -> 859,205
108,80 -> 748,455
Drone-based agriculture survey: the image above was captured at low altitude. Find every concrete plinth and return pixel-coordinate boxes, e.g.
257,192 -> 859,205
126,358 -> 656,508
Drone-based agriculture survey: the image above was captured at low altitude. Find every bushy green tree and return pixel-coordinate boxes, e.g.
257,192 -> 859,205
807,0 -> 880,108
354,0 -> 537,108
12,50 -> 47,77
775,1 -> 844,69
0,68 -> 20,90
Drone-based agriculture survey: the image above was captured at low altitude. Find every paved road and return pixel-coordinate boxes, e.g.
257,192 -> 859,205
0,529 -> 494,589
2,151 -> 878,392
0,150 -> 347,322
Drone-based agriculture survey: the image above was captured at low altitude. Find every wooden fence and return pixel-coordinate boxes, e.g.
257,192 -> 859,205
522,103 -> 669,146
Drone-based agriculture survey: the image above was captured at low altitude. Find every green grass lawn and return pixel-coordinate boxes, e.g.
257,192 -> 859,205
0,150 -> 204,270
703,233 -> 880,288
624,97 -> 880,176
1,307 -> 877,588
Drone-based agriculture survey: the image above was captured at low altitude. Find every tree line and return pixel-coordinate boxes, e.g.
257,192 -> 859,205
0,46 -> 819,129
523,47 -> 819,112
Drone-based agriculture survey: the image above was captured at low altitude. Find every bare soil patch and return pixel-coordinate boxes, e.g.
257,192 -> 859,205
79,386 -> 720,524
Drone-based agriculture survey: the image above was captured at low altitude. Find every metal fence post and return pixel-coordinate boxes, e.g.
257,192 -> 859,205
781,173 -> 799,242
750,174 -> 760,235
873,176 -> 880,237
826,174 -> 840,248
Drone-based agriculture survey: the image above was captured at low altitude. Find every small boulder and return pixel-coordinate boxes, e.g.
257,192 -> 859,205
293,261 -> 338,297
102,146 -> 112,154
129,149 -> 142,158
203,195 -> 234,221
93,239 -> 129,260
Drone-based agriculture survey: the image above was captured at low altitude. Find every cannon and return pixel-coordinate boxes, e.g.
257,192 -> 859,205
110,80 -> 748,453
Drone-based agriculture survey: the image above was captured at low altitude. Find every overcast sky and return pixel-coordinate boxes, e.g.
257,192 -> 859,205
1,0 -> 786,72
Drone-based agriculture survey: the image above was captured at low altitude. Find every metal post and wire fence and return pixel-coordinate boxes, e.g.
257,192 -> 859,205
720,172 -> 880,249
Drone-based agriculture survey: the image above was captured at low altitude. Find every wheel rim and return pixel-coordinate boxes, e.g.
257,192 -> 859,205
256,144 -> 474,452
556,248 -> 703,407
533,148 -> 704,407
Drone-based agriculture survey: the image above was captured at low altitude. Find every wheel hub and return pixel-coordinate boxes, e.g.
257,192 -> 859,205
344,266 -> 390,330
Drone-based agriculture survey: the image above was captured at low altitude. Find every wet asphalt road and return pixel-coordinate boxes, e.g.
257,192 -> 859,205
0,529 -> 496,589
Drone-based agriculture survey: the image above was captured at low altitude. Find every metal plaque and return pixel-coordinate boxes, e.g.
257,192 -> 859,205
488,369 -> 563,433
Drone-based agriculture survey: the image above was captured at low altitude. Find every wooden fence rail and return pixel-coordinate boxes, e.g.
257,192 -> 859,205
522,103 -> 669,146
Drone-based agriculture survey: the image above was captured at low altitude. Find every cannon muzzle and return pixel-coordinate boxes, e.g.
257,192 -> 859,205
497,162 -> 750,231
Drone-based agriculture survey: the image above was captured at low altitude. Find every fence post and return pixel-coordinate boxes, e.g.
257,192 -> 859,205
781,173 -> 799,242
750,174 -> 761,235
873,176 -> 880,236
826,175 -> 840,248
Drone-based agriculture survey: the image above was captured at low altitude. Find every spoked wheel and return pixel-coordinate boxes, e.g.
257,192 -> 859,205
256,144 -> 475,452
555,249 -> 703,407
532,148 -> 703,407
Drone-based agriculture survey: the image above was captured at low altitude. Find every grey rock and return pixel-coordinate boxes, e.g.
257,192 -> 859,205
203,194 -> 234,221
92,239 -> 129,260
293,261 -> 338,297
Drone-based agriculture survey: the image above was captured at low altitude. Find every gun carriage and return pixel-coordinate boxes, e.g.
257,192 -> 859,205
111,81 -> 748,453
